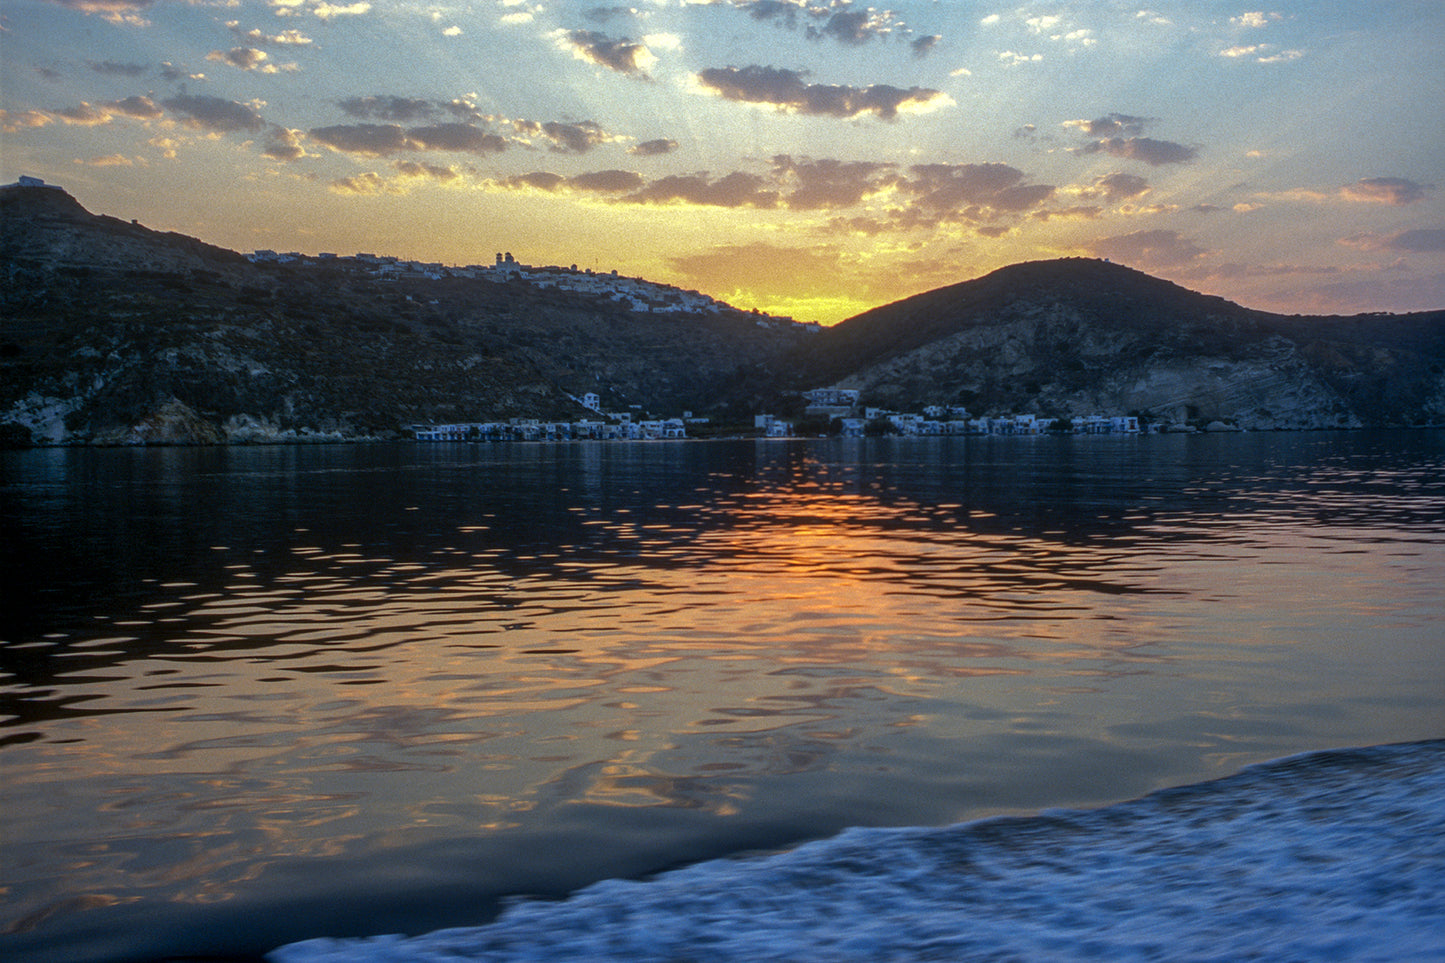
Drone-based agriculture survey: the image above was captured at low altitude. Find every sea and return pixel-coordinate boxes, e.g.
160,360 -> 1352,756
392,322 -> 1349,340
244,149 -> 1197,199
2,431 -> 1443,962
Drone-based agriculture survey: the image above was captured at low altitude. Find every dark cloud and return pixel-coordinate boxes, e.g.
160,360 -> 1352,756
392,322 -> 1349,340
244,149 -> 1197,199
1085,229 -> 1207,266
771,155 -> 898,210
408,123 -> 508,154
562,31 -> 653,77
1340,177 -> 1433,206
902,162 -> 1054,216
309,121 -> 509,156
911,35 -> 940,57
1388,228 -> 1445,252
1086,171 -> 1151,202
740,1 -> 803,28
629,138 -> 679,157
86,60 -> 147,76
1079,136 -> 1197,166
108,95 -> 162,120
161,94 -> 265,132
569,169 -> 646,192
695,65 -> 946,120
583,6 -> 637,22
339,95 -> 438,121
508,172 -> 568,192
625,171 -> 781,208
807,9 -> 897,45
309,123 -> 412,155
541,120 -> 611,154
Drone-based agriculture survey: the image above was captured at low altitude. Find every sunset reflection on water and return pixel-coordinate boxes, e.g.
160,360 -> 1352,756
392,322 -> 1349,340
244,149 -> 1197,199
3,433 -> 1443,960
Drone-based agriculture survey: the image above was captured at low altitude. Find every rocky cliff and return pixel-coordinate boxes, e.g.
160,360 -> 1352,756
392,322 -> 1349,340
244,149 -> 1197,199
801,259 -> 1445,430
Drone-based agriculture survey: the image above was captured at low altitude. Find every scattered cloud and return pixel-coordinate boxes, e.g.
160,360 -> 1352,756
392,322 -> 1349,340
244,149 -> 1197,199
1231,12 -> 1281,29
624,171 -> 781,208
1063,113 -> 1150,138
1078,137 -> 1197,166
1340,177 -> 1433,206
85,60 -> 148,76
262,126 -> 307,162
393,160 -> 462,183
228,21 -> 313,46
996,51 -> 1043,66
556,30 -> 657,77
1082,171 -> 1151,202
912,35 -> 940,58
695,65 -> 950,120
309,121 -> 509,156
41,0 -> 153,26
539,120 -> 614,154
1341,228 -> 1445,253
1,109 -> 55,132
207,48 -> 288,73
329,171 -> 396,195
628,138 -> 679,157
162,94 -> 267,132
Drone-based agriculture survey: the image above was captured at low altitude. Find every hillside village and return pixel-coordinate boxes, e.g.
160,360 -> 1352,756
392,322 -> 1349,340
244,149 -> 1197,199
249,246 -> 823,330
414,386 -> 1143,443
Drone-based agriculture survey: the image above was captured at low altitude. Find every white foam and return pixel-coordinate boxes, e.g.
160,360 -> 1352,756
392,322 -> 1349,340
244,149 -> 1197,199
269,740 -> 1445,962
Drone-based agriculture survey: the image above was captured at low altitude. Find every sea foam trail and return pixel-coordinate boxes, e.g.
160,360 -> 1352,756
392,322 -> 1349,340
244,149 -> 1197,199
269,740 -> 1445,963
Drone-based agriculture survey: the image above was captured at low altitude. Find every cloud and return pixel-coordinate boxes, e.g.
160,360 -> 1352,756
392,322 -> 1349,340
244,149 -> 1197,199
695,65 -> 949,120
1084,171 -> 1151,202
1341,227 -> 1445,253
228,21 -> 313,46
771,154 -> 898,210
996,51 -> 1043,66
1078,137 -> 1198,166
408,123 -> 509,153
79,153 -> 136,167
557,30 -> 656,77
393,160 -> 462,183
1,109 -> 55,132
309,123 -> 412,155
806,8 -> 901,45
309,122 -> 508,156
900,162 -> 1055,219
1063,113 -> 1151,138
628,138 -> 678,157
1220,43 -> 1303,63
329,171 -> 395,195
1084,229 -> 1206,267
540,120 -> 613,154
568,169 -> 646,192
1388,228 -> 1445,252
1340,177 -> 1433,206
55,95 -> 163,126
208,47 -> 274,72
912,35 -> 940,57
625,171 -> 781,208
162,94 -> 266,132
85,60 -> 148,76
338,96 -> 439,122
262,126 -> 307,162
1231,12 -> 1280,29
41,0 -> 153,25
312,2 -> 371,20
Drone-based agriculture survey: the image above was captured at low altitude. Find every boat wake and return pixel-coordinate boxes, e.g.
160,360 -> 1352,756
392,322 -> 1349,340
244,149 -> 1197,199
269,740 -> 1445,962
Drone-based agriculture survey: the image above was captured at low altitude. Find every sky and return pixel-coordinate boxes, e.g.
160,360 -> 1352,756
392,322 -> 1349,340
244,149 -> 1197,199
2,1 -> 1443,324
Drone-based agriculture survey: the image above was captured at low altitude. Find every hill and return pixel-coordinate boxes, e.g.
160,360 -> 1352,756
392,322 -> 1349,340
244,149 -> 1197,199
801,258 -> 1445,430
3,183 -> 1443,444
0,183 -> 810,445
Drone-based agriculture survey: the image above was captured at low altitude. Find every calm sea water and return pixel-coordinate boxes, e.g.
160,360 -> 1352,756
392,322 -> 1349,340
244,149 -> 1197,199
2,433 -> 1443,962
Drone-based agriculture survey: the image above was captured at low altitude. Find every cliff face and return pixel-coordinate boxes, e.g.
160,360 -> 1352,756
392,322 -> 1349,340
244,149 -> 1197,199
0,185 -> 808,445
804,259 -> 1445,430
